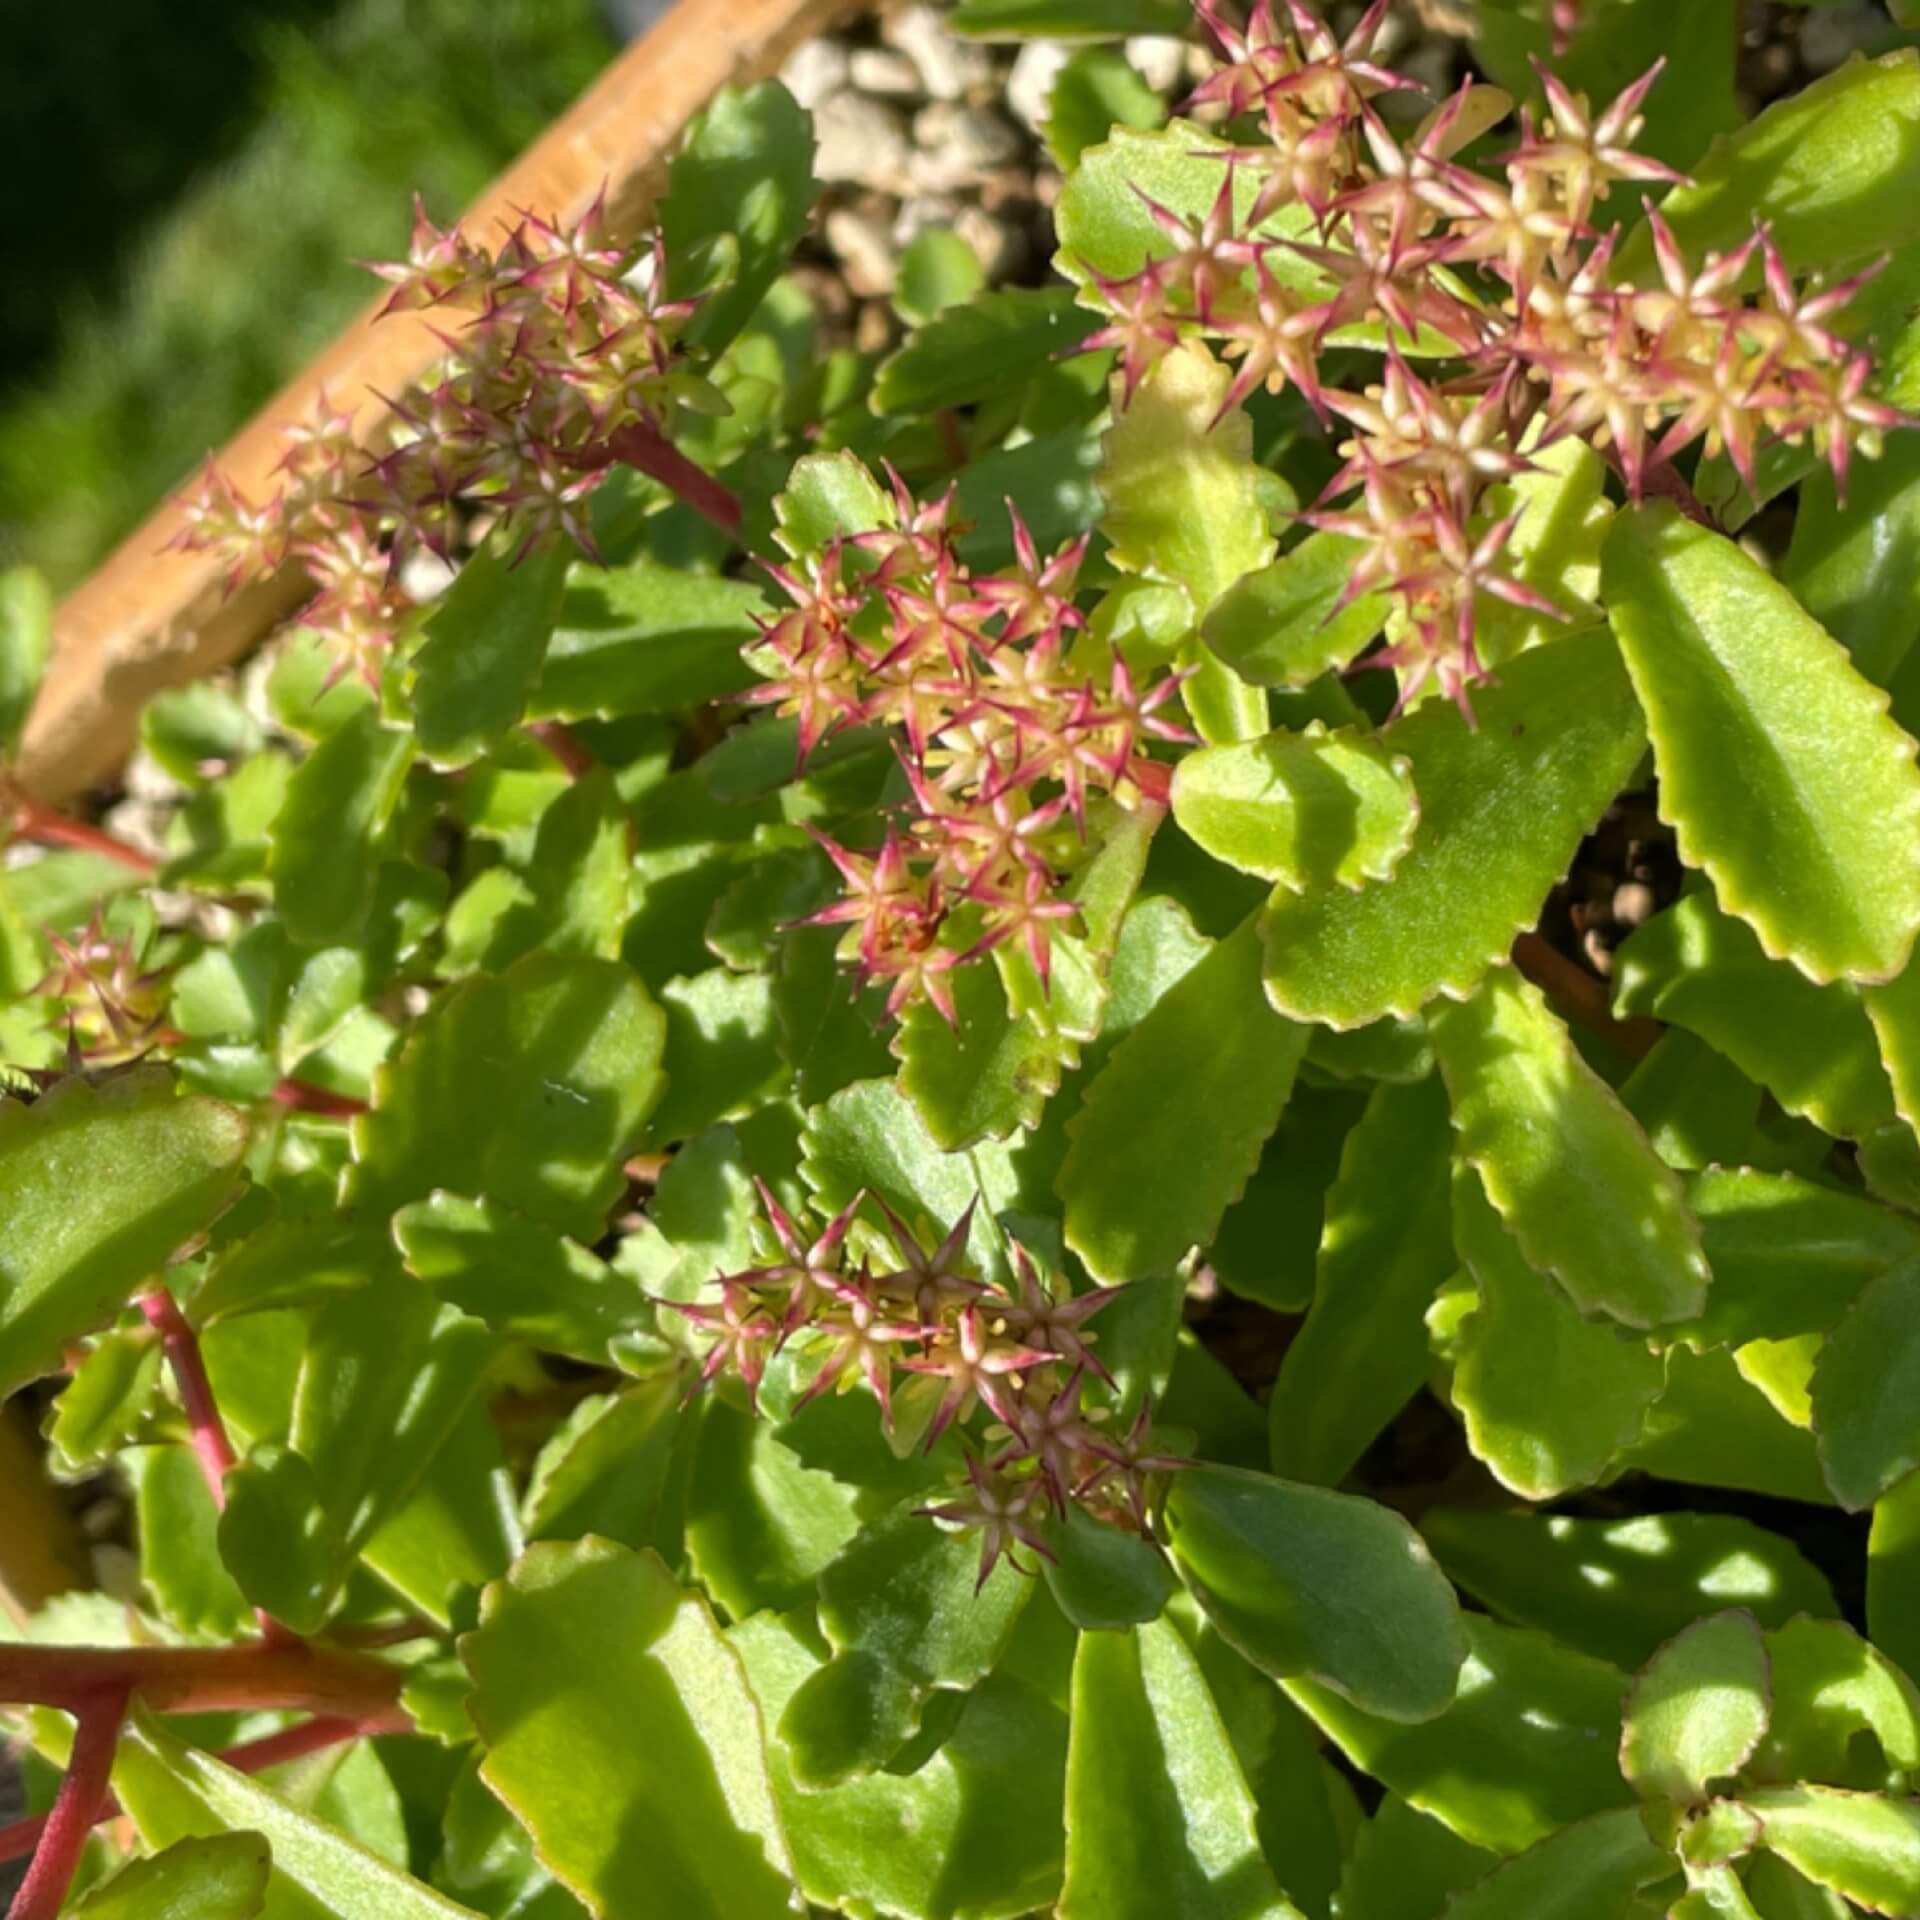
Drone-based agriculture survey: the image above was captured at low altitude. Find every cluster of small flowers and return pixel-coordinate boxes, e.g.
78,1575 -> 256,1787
751,470 -> 1191,1022
1085,0 -> 1913,710
665,1184 -> 1184,1587
176,195 -> 711,687
25,911 -> 169,1064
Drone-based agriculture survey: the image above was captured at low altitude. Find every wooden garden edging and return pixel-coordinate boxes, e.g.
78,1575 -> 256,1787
17,0 -> 859,806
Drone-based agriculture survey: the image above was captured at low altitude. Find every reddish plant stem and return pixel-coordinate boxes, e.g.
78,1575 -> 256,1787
135,1291 -> 236,1499
605,420 -> 742,537
0,1711 -> 409,1867
6,1687 -> 129,1920
0,1640 -> 406,1720
528,719 -> 597,780
1511,932 -> 1661,1060
269,1079 -> 368,1119
6,800 -> 158,876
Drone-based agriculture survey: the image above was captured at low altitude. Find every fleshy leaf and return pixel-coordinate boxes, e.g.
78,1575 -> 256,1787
1042,1505 -> 1178,1631
410,539 -> 569,768
1425,1508 -> 1838,1672
643,968 -> 787,1146
1060,1619 -> 1304,1920
1439,1808 -> 1672,1920
462,1537 -> 794,1919
1268,1075 -> 1455,1486
1260,627 -> 1646,1027
348,951 -> 666,1243
1432,967 -> 1709,1329
0,1067 -> 248,1399
1164,1464 -> 1466,1723
1602,506 -> 1920,987
1757,1614 -> 1920,1786
1058,912 -> 1308,1282
1045,44 -> 1164,170
1871,1476 -> 1920,1710
1333,1796 -> 1498,1920
1171,725 -> 1416,893
775,450 -> 896,561
0,564 -> 52,757
68,1831 -> 271,1918
1620,1611 -> 1772,1806
778,1498 -> 1033,1787
1745,1785 -> 1920,1915
874,287 -> 1098,416
1201,533 -> 1389,691
1449,1172 -> 1665,1498
1808,1253 -> 1920,1510
1613,892 -> 1896,1141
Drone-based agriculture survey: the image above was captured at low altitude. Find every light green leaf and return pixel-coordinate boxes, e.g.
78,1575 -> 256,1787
0,1067 -> 248,1399
1058,912 -> 1308,1282
523,767 -> 632,961
1746,1785 -> 1920,1914
779,1498 -> 1033,1786
1171,724 -> 1417,892
266,706 -> 415,948
70,1831 -> 271,1918
1099,340 -> 1275,617
1449,1172 -> 1665,1498
660,81 -> 816,357
1440,1808 -> 1671,1920
1809,1253 -> 1920,1509
1259,626 -> 1646,1027
775,450 -> 896,561
1285,1616 -> 1632,1855
894,226 -> 986,326
643,968 -> 786,1146
529,563 -> 764,719
1432,967 -> 1709,1329
133,1444 -> 252,1639
1870,1474 -> 1920,1707
1200,532 -> 1389,691
462,1538 -> 793,1919
1268,1075 -> 1455,1486
1743,1853 -> 1851,1920
1424,1508 -> 1838,1672
348,952 -> 665,1243
49,1328 -> 163,1473
0,564 -> 52,757
1602,505 -> 1920,986
1758,1614 -> 1920,1786
217,1442 -> 336,1635
1061,1619 -> 1304,1920
1867,952 -> 1920,1149
1621,1610 -> 1772,1806
410,540 -> 569,768
1623,1347 -> 1832,1507
874,287 -> 1097,416
1044,45 -> 1164,170
1613,892 -> 1896,1141
1165,1464 -> 1465,1722
1620,1028 -> 1763,1173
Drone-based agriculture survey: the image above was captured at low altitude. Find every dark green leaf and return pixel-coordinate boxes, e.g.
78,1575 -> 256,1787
1439,1809 -> 1672,1920
1809,1253 -> 1920,1509
875,289 -> 1098,416
0,564 -> 51,757
1044,46 -> 1164,171
950,0 -> 1188,36
1042,1505 -> 1178,1631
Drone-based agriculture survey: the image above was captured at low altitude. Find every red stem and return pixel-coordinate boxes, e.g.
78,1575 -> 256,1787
7,801 -> 158,876
1511,932 -> 1661,1060
136,1291 -> 236,1498
605,421 -> 742,537
0,1640 -> 406,1720
0,1711 -> 408,1867
6,1688 -> 128,1920
527,720 -> 597,780
269,1079 -> 368,1118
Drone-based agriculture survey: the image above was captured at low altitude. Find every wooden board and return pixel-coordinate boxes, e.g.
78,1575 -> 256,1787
19,0 -> 859,803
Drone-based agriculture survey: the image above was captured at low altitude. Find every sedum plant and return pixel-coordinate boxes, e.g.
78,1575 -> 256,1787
6,1 -> 1920,1916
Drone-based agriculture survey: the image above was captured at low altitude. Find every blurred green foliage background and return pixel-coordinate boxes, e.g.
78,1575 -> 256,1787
0,0 -> 617,590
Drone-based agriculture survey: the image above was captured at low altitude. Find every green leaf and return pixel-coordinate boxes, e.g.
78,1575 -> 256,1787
1425,1508 -> 1838,1672
1200,533 -> 1389,691
217,1442 -> 336,1634
0,564 -> 52,757
778,1498 -> 1034,1786
1449,1172 -> 1665,1498
951,0 -> 1188,35
48,1327 -> 163,1472
348,951 -> 665,1243
1620,1028 -> 1763,1173
1268,1075 -> 1455,1486
1058,912 -> 1308,1283
1171,724 -> 1417,892
1619,50 -> 1920,276
1259,627 -> 1646,1027
1602,505 -> 1920,987
1042,1505 -> 1179,1631
1433,967 -> 1709,1329
1809,1253 -> 1920,1509
1621,1611 -> 1772,1806
660,81 -> 816,357
733,1610 -> 1069,1920
132,1444 -> 252,1639
1165,1464 -> 1465,1722
1061,1618 -> 1304,1920
1745,1785 -> 1920,1914
520,767 -> 632,961
70,1831 -> 272,1918
1758,1614 -> 1920,1785
1613,892 -> 1896,1141
875,288 -> 1097,416
529,563 -> 764,720
1623,1347 -> 1833,1507
894,226 -> 987,326
462,1537 -> 793,1919
775,450 -> 895,561
1334,1796 -> 1498,1920
266,706 -> 415,947
0,1068 -> 247,1399
643,968 -> 786,1146
1099,340 -> 1275,618
114,1708 -> 481,1919
1286,1617 -> 1632,1855
410,540 -> 569,768
395,1190 -> 644,1365
1438,1809 -> 1672,1920
1743,1854 -> 1852,1920
1045,46 -> 1164,171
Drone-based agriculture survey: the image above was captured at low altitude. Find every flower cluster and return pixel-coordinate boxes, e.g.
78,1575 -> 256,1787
26,910 -> 170,1064
1084,0 -> 1915,711
662,1185 -> 1184,1586
177,194 -> 711,687
750,471 -> 1190,1022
